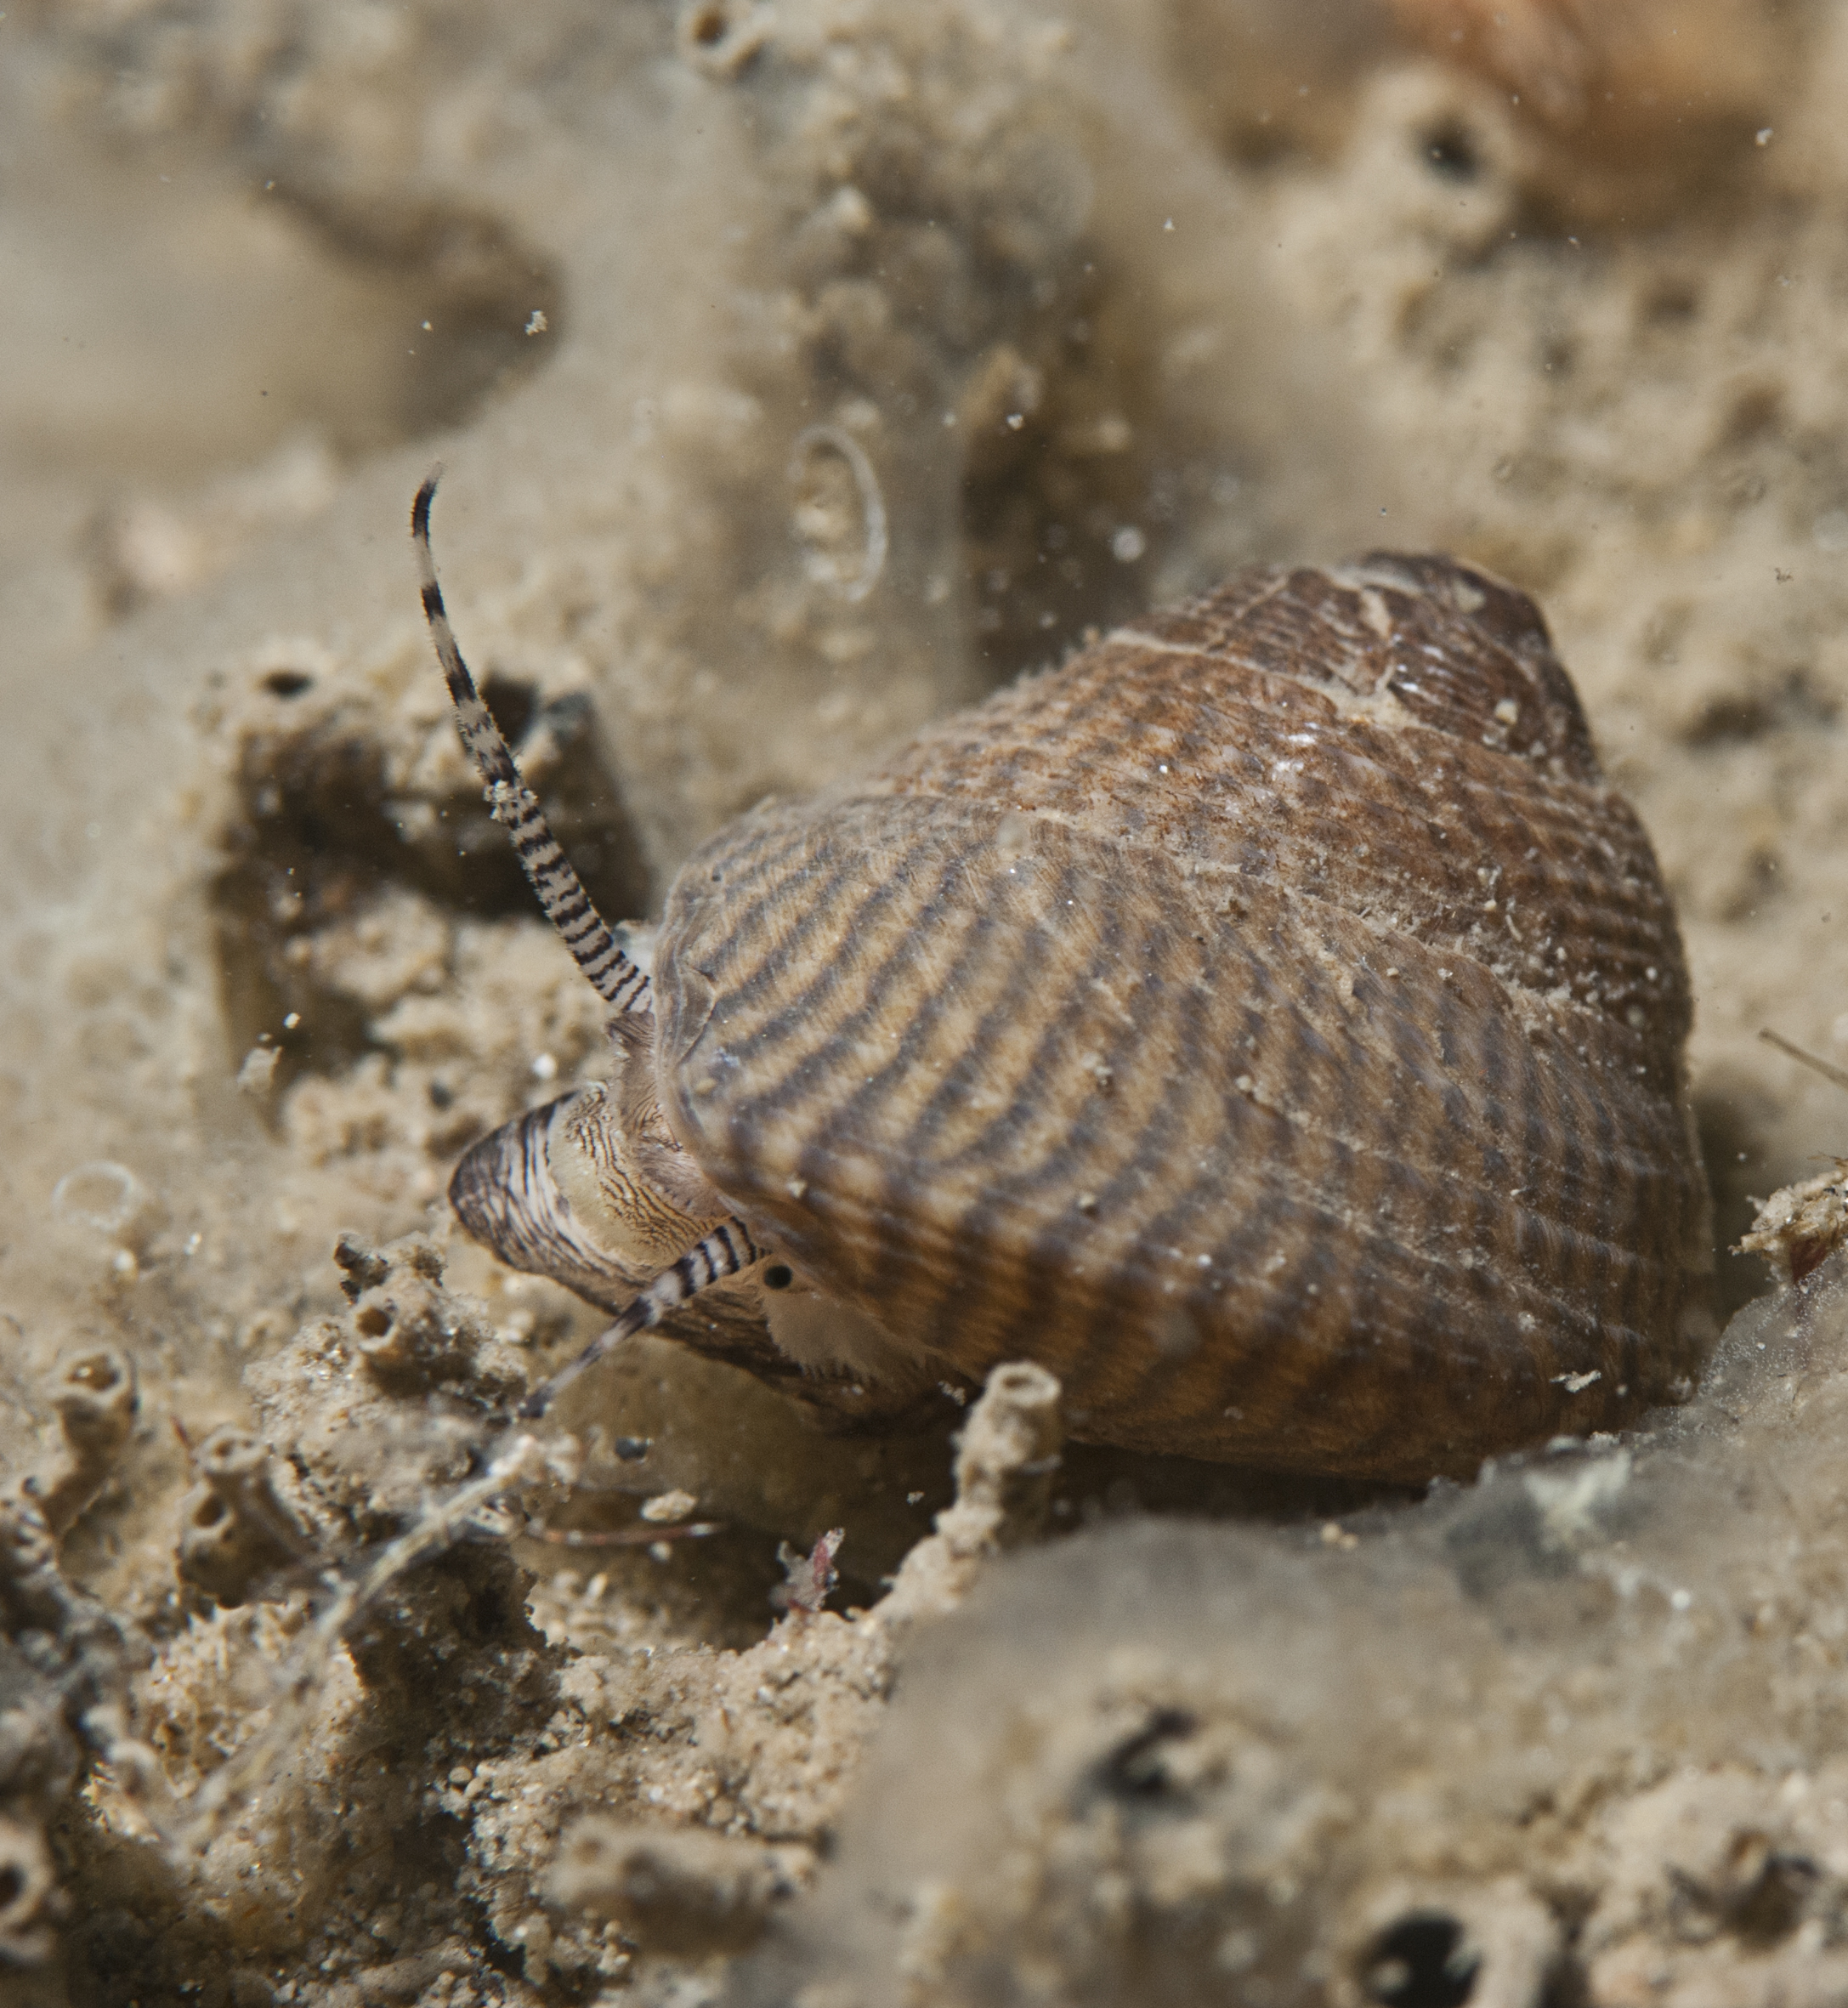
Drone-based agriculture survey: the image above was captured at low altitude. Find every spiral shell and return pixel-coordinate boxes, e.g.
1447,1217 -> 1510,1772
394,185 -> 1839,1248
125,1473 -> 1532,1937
648,553 -> 1712,1480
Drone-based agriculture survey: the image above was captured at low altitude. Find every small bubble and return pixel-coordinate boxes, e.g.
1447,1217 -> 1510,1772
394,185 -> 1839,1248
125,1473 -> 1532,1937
52,1161 -> 146,1238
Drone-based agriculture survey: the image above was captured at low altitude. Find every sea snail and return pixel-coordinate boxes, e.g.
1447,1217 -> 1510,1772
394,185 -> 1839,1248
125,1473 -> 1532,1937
415,479 -> 1713,1484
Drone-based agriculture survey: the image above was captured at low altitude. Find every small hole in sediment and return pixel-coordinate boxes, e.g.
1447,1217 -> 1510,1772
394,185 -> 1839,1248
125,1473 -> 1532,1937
201,1432 -> 259,1478
1421,121 -> 1480,184
1095,1707 -> 1198,1801
1362,1914 -> 1479,2008
262,669 -> 314,699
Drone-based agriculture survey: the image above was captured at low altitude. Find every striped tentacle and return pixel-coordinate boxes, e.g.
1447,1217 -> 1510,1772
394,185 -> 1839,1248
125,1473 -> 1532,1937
518,1217 -> 767,1419
412,474 -> 651,1021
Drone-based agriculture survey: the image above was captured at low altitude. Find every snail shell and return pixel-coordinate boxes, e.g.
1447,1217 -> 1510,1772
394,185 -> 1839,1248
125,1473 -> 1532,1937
457,552 -> 1714,1482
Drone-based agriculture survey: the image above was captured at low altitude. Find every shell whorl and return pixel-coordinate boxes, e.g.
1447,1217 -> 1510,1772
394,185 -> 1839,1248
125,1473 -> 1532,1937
655,555 -> 1712,1480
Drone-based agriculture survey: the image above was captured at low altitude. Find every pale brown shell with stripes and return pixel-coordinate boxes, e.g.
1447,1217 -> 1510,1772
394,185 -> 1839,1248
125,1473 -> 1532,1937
649,553 -> 1714,1481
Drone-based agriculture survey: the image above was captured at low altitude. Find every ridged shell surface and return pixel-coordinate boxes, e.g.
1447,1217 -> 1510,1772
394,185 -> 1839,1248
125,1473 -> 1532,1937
655,554 -> 1714,1480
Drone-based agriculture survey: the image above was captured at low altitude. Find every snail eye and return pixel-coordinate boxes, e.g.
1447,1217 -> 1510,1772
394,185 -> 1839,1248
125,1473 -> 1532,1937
762,1263 -> 795,1291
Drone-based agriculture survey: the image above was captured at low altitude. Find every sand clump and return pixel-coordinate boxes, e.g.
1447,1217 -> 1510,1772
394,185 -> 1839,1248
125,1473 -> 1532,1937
6,1 -> 1848,2003
39,1254 -> 1065,2005
735,1251 -> 1848,2006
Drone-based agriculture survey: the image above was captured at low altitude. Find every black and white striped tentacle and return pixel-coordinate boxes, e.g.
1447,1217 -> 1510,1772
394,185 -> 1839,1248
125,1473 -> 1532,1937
411,474 -> 651,1022
518,1218 -> 766,1420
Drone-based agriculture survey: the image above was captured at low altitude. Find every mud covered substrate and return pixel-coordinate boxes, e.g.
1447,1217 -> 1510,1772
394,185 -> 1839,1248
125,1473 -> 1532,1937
6,2 -> 1848,2003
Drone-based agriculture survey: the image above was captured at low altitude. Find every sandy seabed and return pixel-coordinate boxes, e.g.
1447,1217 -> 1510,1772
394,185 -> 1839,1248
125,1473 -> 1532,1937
7,1 -> 1848,2002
